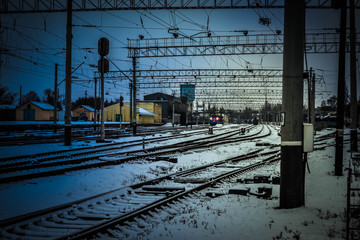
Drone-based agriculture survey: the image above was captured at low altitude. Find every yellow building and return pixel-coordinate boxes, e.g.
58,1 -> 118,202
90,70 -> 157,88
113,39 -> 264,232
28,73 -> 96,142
104,102 -> 162,124
16,101 -> 58,121
137,102 -> 162,123
73,105 -> 95,121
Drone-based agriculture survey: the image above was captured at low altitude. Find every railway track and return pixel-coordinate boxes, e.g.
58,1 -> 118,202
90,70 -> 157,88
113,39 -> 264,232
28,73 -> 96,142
0,125 -> 209,146
0,125 -> 262,184
0,146 -> 280,239
0,126 -> 339,239
0,126 -> 213,169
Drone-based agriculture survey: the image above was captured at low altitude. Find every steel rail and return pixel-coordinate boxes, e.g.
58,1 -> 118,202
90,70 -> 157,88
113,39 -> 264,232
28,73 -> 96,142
62,154 -> 281,240
0,125 -> 258,183
0,149 -> 279,239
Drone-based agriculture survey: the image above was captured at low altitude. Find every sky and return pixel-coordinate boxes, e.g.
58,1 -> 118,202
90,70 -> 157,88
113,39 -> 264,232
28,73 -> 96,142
0,5 -> 359,110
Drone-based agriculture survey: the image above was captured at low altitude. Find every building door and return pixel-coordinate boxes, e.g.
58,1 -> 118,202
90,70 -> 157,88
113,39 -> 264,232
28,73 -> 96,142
24,109 -> 35,121
116,114 -> 122,122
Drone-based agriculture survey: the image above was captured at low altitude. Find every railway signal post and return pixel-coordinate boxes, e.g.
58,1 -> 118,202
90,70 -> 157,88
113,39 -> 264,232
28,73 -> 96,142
98,37 -> 109,142
120,95 -> 123,130
280,0 -> 305,208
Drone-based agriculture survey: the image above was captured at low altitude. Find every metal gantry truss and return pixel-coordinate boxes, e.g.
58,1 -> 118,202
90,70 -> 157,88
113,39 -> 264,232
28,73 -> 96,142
100,68 -> 283,88
102,68 -> 282,79
128,33 -> 360,57
2,0 -> 356,13
134,78 -> 282,88
98,68 -> 283,109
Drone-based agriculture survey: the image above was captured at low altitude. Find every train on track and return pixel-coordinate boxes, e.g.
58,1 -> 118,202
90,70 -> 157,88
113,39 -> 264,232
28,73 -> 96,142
209,115 -> 224,126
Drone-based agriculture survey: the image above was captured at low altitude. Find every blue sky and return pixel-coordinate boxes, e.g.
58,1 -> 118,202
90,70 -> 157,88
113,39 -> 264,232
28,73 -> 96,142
0,7 -> 359,108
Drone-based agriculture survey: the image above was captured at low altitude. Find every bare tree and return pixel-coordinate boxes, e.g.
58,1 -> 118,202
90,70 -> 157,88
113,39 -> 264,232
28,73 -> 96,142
0,84 -> 17,105
22,91 -> 41,103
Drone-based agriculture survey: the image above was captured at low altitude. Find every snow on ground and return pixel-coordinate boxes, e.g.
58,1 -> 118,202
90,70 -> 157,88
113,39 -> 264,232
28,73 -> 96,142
0,124 -> 355,240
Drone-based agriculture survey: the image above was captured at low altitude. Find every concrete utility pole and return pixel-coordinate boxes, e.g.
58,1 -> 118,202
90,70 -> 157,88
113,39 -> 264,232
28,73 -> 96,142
311,71 -> 316,126
54,63 -> 58,133
335,0 -> 347,176
119,95 -> 123,130
172,90 -> 175,127
85,90 -> 87,105
350,0 -> 358,152
94,77 -> 97,131
19,85 -> 22,106
100,56 -> 105,141
307,68 -> 313,123
98,37 -> 109,142
280,0 -> 305,208
132,57 -> 137,135
64,0 -> 72,146
129,82 -> 133,128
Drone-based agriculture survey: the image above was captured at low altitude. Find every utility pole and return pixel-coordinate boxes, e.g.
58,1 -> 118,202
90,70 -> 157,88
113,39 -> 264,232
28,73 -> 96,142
311,71 -> 316,126
85,90 -> 87,105
335,0 -> 347,176
64,0 -> 72,146
119,95 -> 123,130
280,0 -> 305,208
129,82 -> 133,128
190,101 -> 193,129
172,90 -> 175,127
132,57 -> 137,135
203,102 -> 205,124
100,56 -> 105,141
19,85 -> 22,106
98,37 -> 109,142
94,77 -> 97,131
308,68 -> 313,123
350,0 -> 358,152
54,63 -> 58,133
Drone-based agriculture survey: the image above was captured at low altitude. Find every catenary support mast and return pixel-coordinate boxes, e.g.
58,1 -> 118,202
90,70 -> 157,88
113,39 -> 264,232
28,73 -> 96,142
335,0 -> 347,176
280,0 -> 305,208
350,0 -> 358,152
64,0 -> 72,146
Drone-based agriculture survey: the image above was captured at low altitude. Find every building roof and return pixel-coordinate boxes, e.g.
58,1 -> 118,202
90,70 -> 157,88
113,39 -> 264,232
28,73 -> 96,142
124,105 -> 157,116
79,105 -> 95,111
30,101 -> 55,110
136,106 -> 157,116
105,103 -> 157,116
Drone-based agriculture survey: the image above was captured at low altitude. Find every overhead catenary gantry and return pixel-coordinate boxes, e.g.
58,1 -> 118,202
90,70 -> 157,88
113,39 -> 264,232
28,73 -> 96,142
99,67 -> 282,89
135,78 -> 282,88
128,33 -> 360,58
2,0 -> 358,13
102,68 -> 283,79
97,68 -> 283,108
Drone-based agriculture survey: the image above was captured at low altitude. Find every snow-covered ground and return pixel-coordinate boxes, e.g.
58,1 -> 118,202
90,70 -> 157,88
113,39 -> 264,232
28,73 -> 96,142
0,124 -> 356,239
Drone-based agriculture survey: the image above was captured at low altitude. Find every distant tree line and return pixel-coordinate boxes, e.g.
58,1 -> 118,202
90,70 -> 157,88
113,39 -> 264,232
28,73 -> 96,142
318,94 -> 360,118
0,83 -> 123,111
0,84 -> 63,110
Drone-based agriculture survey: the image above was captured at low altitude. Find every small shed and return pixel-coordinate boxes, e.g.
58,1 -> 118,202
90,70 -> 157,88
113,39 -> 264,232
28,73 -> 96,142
0,105 -> 16,121
104,102 -> 161,124
73,105 -> 95,121
16,101 -> 58,121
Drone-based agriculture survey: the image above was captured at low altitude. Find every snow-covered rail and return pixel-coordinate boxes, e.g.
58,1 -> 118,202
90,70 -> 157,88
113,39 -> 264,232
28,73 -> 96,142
0,146 -> 280,240
0,125 -> 263,184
